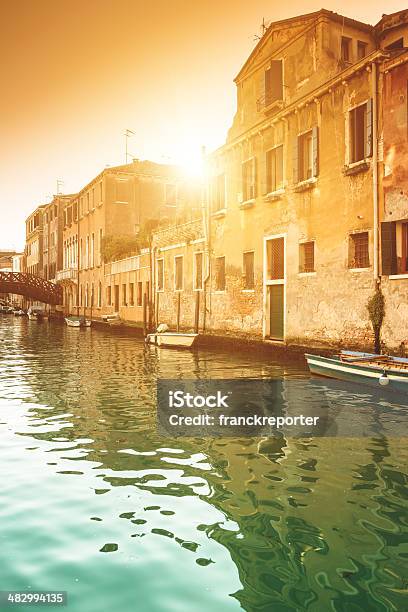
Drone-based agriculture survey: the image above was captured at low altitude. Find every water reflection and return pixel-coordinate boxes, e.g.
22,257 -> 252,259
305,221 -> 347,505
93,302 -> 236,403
0,317 -> 407,612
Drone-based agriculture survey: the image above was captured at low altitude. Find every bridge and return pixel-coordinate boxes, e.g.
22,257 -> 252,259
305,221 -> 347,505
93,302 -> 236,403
0,272 -> 63,305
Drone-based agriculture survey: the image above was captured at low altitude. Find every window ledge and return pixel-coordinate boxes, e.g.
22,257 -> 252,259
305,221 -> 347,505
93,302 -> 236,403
348,267 -> 370,272
298,271 -> 316,277
293,178 -> 317,192
212,208 -> 227,219
239,199 -> 255,209
264,188 -> 285,201
343,160 -> 370,176
389,273 -> 408,280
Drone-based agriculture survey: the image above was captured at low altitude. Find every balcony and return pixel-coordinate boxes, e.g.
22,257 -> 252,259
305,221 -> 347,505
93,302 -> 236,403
56,267 -> 78,283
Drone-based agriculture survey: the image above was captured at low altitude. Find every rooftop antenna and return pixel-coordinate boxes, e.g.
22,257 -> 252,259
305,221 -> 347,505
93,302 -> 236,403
125,129 -> 135,163
253,18 -> 269,41
56,179 -> 64,195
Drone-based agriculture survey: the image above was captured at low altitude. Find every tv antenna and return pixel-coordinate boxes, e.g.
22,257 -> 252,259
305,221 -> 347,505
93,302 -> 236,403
56,179 -> 64,195
125,129 -> 135,163
253,18 -> 269,41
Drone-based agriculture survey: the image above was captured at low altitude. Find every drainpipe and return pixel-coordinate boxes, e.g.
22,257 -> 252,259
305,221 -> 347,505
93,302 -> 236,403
201,147 -> 211,331
372,60 -> 379,281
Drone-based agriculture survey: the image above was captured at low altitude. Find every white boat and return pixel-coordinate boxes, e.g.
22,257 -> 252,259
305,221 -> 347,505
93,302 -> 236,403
27,308 -> 44,320
146,331 -> 198,348
13,309 -> 26,316
65,316 -> 92,328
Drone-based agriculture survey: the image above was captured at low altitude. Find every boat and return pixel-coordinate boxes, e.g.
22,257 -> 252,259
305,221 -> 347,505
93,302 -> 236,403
146,324 -> 198,348
65,316 -> 92,328
27,307 -> 44,320
306,350 -> 408,394
13,309 -> 26,316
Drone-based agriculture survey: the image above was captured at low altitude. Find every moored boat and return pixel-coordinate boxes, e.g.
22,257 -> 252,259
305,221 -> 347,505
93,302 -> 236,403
146,331 -> 198,348
65,316 -> 92,328
27,307 -> 44,320
306,350 -> 408,394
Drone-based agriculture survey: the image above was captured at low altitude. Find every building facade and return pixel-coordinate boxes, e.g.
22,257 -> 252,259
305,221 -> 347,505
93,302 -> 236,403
59,160 -> 198,317
148,8 -> 408,351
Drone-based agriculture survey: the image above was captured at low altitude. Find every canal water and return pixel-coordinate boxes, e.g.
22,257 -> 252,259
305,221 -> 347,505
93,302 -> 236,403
0,317 -> 406,612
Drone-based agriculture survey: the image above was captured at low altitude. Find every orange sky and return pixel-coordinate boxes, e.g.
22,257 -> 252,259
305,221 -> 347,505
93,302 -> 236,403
0,0 -> 405,249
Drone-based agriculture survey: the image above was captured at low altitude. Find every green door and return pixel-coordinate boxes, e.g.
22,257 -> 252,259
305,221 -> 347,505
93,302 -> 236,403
269,284 -> 284,340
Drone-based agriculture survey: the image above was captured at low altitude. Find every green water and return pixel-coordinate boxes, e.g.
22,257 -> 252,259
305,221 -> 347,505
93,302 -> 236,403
0,317 -> 407,611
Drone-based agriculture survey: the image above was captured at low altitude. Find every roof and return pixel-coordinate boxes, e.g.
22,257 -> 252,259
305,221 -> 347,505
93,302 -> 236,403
234,8 -> 373,82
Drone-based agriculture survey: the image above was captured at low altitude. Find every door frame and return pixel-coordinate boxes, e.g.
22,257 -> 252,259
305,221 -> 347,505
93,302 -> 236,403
263,233 -> 286,340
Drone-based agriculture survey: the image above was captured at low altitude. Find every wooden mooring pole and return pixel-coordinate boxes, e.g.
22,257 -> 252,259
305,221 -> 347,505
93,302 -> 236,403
143,292 -> 147,336
194,290 -> 200,334
176,292 -> 181,332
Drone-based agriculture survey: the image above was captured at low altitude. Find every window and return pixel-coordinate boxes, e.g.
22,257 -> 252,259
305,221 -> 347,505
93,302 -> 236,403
98,282 -> 102,307
266,145 -> 283,193
85,236 -> 89,268
122,283 -> 127,306
382,220 -> 408,275
174,256 -> 183,291
115,178 -> 130,203
349,232 -> 369,268
294,129 -> 318,183
215,256 -> 226,291
99,182 -> 103,203
129,283 -> 134,306
212,174 -> 226,212
349,101 -> 372,163
107,285 -> 111,305
91,233 -> 95,268
385,38 -> 404,51
194,252 -> 203,290
267,237 -> 284,280
242,158 -> 256,201
86,192 -> 90,212
157,258 -> 164,291
243,251 -> 254,289
357,41 -> 367,60
137,281 -> 143,306
99,229 -> 103,265
341,36 -> 351,62
299,242 -> 315,273
264,60 -> 283,106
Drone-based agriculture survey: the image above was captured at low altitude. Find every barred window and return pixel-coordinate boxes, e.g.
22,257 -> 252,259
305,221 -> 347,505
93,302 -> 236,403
129,283 -> 134,306
122,283 -> 127,306
349,232 -> 369,268
243,251 -> 254,289
267,237 -> 284,280
299,242 -> 315,273
215,256 -> 226,291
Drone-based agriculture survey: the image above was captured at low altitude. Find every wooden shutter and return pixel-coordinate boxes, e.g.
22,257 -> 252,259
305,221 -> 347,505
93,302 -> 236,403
312,126 -> 319,177
381,222 -> 397,275
261,151 -> 269,195
270,60 -> 283,103
365,98 -> 373,158
252,157 -> 257,198
292,136 -> 299,184
265,67 -> 272,105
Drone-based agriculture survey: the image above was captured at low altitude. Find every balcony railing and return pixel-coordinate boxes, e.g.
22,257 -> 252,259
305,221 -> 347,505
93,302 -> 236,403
56,267 -> 78,282
110,255 -> 141,275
